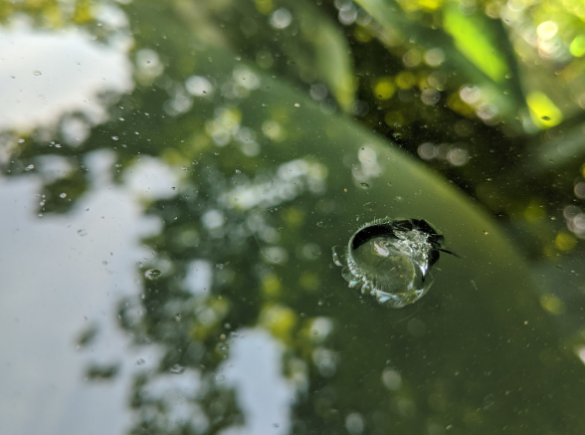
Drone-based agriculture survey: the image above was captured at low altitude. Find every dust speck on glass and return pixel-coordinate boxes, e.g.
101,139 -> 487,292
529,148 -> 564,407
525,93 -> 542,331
332,218 -> 458,308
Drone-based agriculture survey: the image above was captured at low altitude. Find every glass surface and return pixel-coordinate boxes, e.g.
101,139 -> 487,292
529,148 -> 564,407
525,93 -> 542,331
2,1 -> 585,435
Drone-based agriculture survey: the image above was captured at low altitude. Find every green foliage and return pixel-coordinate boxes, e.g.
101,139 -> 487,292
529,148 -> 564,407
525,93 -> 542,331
3,0 -> 585,434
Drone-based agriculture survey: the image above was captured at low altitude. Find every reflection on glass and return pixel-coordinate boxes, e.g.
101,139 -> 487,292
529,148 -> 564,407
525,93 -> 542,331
2,1 -> 585,435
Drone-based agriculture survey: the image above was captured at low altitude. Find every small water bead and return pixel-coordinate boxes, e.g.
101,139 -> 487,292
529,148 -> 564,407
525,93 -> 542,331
332,218 -> 458,308
144,269 -> 161,280
170,364 -> 185,374
359,182 -> 370,189
25,164 -> 35,171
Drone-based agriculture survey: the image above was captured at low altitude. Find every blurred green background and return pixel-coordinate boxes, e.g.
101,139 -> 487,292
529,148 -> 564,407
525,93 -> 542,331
2,1 -> 585,434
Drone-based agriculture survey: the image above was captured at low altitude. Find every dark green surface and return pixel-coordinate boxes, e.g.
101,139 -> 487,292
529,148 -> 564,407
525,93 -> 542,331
3,1 -> 585,434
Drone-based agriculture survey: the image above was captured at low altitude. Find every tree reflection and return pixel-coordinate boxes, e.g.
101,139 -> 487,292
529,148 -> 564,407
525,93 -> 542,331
3,1 -> 585,435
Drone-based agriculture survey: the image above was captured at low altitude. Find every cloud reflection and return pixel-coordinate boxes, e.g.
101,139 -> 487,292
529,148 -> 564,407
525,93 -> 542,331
0,27 -> 132,134
219,329 -> 295,435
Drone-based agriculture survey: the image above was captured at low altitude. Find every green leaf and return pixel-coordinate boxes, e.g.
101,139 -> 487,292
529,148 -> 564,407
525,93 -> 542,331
354,0 -> 526,121
292,0 -> 356,111
223,57 -> 583,434
106,26 -> 583,430
442,4 -> 508,82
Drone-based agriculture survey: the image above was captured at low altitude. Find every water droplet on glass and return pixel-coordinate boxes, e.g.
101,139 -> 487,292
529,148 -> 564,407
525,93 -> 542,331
144,269 -> 161,280
170,364 -> 185,374
332,245 -> 346,267
59,192 -> 67,198
363,202 -> 376,211
111,136 -> 119,141
136,358 -> 145,365
359,182 -> 370,189
215,374 -> 225,382
24,164 -> 34,171
77,229 -> 88,237
33,70 -> 42,76
175,313 -> 182,322
331,218 -> 458,308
